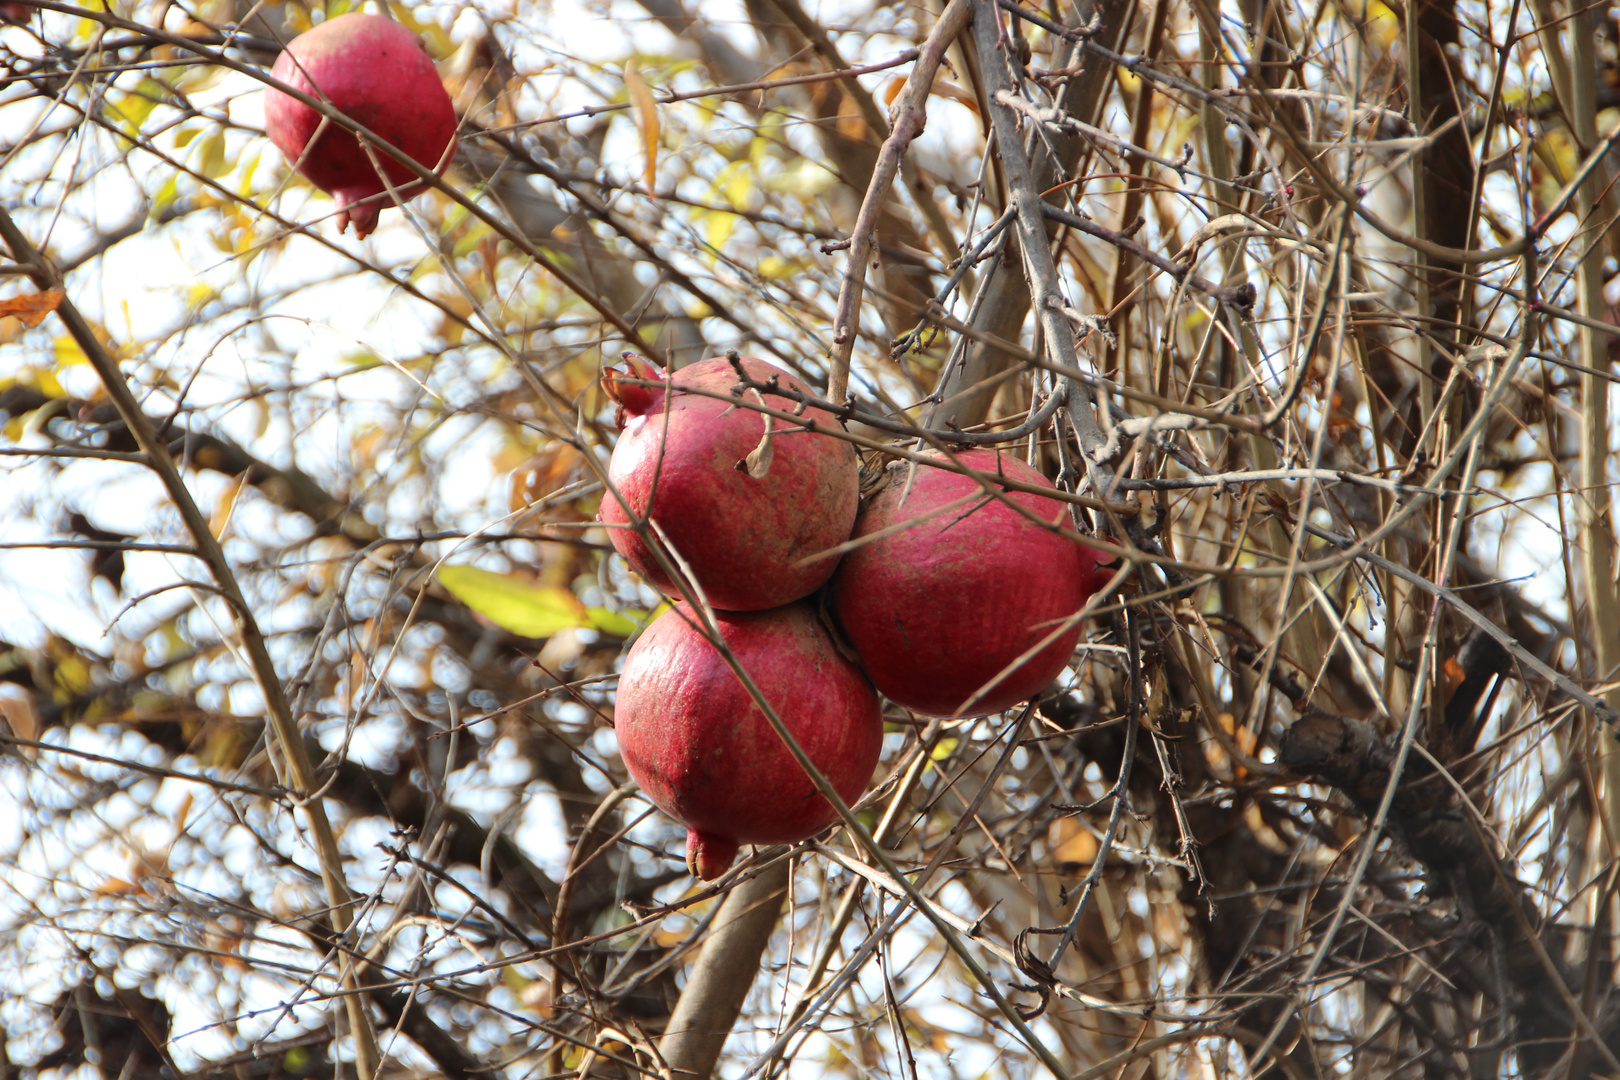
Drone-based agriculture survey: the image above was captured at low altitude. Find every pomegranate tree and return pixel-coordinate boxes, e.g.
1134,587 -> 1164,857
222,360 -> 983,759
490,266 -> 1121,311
830,449 -> 1102,717
264,14 -> 458,238
600,355 -> 859,612
614,602 -> 883,879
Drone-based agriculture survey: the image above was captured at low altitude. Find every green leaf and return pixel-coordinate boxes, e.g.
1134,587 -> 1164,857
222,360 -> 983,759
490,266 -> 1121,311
438,565 -> 586,638
585,607 -> 641,637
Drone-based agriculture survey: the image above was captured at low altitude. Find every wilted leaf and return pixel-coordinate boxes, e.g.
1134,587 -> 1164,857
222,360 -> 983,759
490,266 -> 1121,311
930,80 -> 978,112
624,60 -> 659,194
438,564 -> 587,638
211,474 -> 246,539
0,290 -> 64,328
739,414 -> 774,478
510,442 -> 587,515
1048,817 -> 1098,866
0,685 -> 40,744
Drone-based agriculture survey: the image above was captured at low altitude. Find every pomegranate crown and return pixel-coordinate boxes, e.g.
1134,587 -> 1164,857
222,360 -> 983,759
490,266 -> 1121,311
602,352 -> 666,425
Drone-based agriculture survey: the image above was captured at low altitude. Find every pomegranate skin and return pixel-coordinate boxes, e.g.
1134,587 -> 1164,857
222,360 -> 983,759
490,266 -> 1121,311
830,449 -> 1101,717
265,14 -> 458,238
615,602 -> 883,880
600,356 -> 859,611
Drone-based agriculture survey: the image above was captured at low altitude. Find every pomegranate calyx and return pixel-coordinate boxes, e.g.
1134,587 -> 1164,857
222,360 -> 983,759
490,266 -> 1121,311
603,352 -> 666,423
686,829 -> 741,881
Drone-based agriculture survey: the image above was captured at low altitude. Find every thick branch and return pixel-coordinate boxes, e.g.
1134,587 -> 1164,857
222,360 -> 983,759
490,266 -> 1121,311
1279,711 -> 1620,1070
658,860 -> 790,1080
970,0 -> 1112,490
935,0 -> 1130,428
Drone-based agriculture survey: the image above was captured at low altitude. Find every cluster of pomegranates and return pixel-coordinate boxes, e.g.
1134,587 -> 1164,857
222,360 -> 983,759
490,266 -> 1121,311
604,355 -> 1105,878
262,13 -> 458,238
250,16 -> 1110,878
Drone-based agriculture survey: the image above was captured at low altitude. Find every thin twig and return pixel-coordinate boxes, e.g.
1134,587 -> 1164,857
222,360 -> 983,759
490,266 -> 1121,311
0,205 -> 384,1079
825,0 -> 972,404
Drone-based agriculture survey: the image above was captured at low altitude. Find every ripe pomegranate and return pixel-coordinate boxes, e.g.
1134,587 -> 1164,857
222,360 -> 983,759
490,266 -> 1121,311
615,602 -> 884,879
830,449 -> 1103,717
264,14 -> 458,238
599,354 -> 860,612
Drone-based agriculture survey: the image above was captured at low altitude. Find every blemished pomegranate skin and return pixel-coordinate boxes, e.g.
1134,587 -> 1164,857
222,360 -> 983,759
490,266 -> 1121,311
830,449 -> 1102,718
265,14 -> 458,238
600,355 -> 859,612
614,602 -> 883,880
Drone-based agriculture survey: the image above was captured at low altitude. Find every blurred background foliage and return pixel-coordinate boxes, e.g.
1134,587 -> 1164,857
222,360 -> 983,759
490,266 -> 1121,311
2,0 -> 1620,1076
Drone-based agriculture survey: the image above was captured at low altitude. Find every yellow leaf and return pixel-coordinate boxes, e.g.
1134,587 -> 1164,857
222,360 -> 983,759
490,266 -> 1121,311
716,160 -> 751,210
768,157 -> 836,198
53,653 -> 91,696
28,362 -> 68,399
437,564 -> 587,639
114,78 -> 165,135
757,255 -> 796,279
704,210 -> 738,253
195,130 -> 228,180
624,60 -> 660,195
51,333 -> 85,366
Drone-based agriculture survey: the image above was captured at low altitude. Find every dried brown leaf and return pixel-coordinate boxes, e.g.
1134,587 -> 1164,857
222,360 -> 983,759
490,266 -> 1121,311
0,289 -> 64,328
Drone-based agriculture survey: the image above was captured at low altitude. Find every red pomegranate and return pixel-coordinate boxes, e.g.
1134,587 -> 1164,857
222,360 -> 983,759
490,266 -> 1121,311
830,449 -> 1102,717
264,14 -> 458,238
599,354 -> 860,612
615,602 -> 884,879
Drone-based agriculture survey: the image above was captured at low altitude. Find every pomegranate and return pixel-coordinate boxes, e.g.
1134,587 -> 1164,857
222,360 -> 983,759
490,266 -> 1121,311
0,5 -> 30,24
615,602 -> 883,879
830,449 -> 1102,717
600,354 -> 860,612
264,14 -> 458,238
